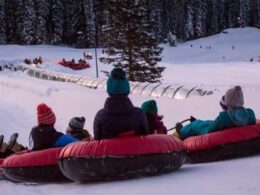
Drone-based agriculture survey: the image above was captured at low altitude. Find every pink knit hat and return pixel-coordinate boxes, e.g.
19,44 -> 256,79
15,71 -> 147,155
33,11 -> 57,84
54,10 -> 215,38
37,103 -> 56,125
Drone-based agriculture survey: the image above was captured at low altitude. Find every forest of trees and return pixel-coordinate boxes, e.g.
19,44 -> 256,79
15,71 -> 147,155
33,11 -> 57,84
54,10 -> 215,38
0,0 -> 259,47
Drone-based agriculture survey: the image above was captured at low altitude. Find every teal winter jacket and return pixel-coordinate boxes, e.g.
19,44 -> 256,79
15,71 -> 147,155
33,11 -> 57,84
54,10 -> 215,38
180,108 -> 256,139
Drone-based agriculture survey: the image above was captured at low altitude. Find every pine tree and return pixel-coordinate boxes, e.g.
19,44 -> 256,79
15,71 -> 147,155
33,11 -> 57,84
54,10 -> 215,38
93,0 -> 105,47
240,0 -> 250,27
47,0 -> 64,44
146,0 -> 163,42
249,0 -> 260,27
71,0 -> 95,48
227,0 -> 240,28
16,0 -> 36,44
0,0 -> 6,44
63,0 -> 75,44
5,0 -> 19,43
71,0 -> 85,47
218,0 -> 228,31
194,0 -> 206,38
162,0 -> 185,44
34,0 -> 48,44
103,0 -> 164,82
183,1 -> 194,40
257,0 -> 260,28
206,0 -> 220,35
82,0 -> 95,47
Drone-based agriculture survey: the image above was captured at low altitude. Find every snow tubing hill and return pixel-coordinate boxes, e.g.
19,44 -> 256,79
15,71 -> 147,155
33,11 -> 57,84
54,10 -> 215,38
184,123 -> 260,163
2,148 -> 67,182
59,134 -> 186,182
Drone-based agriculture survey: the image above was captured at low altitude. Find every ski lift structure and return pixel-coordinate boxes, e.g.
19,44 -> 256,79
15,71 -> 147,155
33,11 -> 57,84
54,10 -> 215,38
16,64 -> 213,100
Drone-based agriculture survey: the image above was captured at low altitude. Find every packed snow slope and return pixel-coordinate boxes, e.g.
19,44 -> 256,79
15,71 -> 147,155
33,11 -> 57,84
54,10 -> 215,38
0,27 -> 260,195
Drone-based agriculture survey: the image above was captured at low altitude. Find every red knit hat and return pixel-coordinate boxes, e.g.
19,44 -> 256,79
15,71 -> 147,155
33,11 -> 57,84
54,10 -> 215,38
37,103 -> 56,125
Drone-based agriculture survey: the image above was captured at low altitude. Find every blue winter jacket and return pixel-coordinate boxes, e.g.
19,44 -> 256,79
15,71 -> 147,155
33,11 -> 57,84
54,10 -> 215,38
180,108 -> 256,139
54,135 -> 79,147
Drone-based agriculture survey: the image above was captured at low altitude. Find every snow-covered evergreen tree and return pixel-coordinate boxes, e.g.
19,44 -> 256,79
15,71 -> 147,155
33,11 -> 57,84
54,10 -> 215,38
227,1 -> 240,28
249,0 -> 259,27
258,0 -> 260,27
48,0 -> 64,44
34,0 -> 48,44
167,32 -> 177,47
240,0 -> 250,27
93,0 -> 105,47
0,0 -> 6,44
146,0 -> 163,42
183,1 -> 194,40
2,0 -> 260,45
71,0 -> 95,48
194,0 -> 206,38
82,0 -> 95,47
16,0 -> 36,44
63,0 -> 74,44
103,0 -> 164,82
207,0 -> 220,34
5,0 -> 19,43
161,0 -> 185,44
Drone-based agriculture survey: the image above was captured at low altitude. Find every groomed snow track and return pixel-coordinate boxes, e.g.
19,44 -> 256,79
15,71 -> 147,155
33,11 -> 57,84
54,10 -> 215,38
11,64 -> 213,100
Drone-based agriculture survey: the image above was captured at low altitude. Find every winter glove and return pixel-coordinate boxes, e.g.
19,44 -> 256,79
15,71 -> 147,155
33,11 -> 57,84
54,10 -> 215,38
175,122 -> 183,138
190,116 -> 196,122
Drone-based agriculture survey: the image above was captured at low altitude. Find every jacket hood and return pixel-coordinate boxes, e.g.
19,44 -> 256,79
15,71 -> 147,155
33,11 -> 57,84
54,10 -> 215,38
227,108 -> 251,126
104,96 -> 134,115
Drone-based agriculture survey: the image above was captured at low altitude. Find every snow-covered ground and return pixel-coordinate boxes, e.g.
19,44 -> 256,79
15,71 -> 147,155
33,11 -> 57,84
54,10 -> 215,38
0,27 -> 260,195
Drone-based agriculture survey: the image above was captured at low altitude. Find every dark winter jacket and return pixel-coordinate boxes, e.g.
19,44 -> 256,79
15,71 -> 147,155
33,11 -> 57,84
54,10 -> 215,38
146,112 -> 167,134
94,96 -> 149,140
180,108 -> 256,139
29,124 -> 78,150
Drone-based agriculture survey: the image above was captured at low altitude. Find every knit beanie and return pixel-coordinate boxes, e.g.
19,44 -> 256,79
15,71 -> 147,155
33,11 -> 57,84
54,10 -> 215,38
68,117 -> 86,131
106,68 -> 130,96
37,103 -> 56,125
224,86 -> 244,108
141,100 -> 158,114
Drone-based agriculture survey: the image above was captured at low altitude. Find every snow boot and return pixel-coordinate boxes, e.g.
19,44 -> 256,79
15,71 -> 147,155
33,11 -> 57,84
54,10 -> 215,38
175,122 -> 183,140
6,133 -> 25,152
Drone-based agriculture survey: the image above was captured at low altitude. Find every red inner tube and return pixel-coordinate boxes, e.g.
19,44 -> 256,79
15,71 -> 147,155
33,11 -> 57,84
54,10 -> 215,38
59,134 -> 184,159
184,123 -> 260,152
0,158 -> 4,172
58,134 -> 186,182
2,147 -> 63,168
